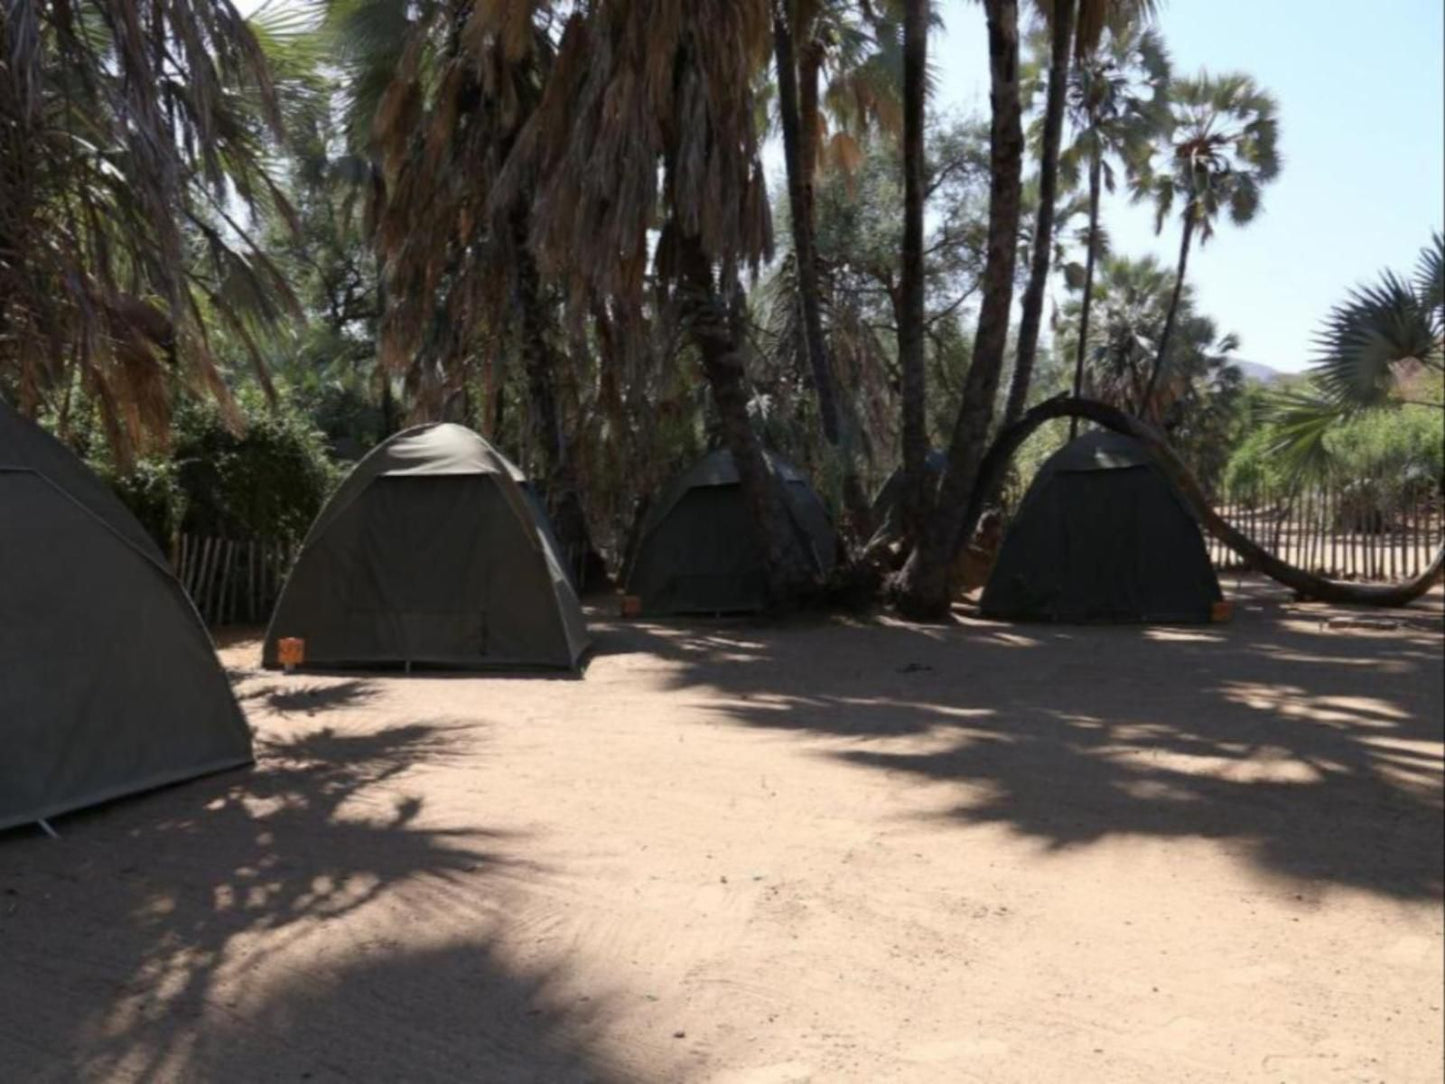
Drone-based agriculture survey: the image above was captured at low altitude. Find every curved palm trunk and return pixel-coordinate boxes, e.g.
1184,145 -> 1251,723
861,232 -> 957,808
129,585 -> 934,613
895,0 -> 1025,619
1143,205 -> 1196,418
678,233 -> 818,605
974,396 -> 1445,607
1069,147 -> 1103,439
1003,0 -> 1076,429
897,0 -> 931,545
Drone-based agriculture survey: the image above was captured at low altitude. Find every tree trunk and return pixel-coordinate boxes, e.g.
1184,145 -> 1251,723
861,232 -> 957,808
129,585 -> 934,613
514,218 -> 605,590
774,2 -> 873,541
380,376 -> 401,435
798,34 -> 823,229
772,0 -> 840,445
897,0 -> 931,545
516,248 -> 566,482
1069,147 -> 1103,439
1002,0 -> 1075,430
1143,205 -> 1195,419
895,0 -> 1025,620
678,233 -> 818,604
977,396 -> 1445,607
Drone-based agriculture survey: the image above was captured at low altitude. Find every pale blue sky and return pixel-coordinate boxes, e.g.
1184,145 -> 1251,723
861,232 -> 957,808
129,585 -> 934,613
936,0 -> 1445,371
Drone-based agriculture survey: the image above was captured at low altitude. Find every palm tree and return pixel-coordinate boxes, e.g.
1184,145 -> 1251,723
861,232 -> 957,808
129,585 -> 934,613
1054,22 -> 1169,435
773,0 -> 843,446
492,0 -> 818,602
1268,233 -> 1444,473
895,0 -> 1026,618
1136,71 -> 1279,417
0,0 -> 301,462
1001,0 -> 1075,432
1003,0 -> 1161,431
1060,252 -> 1242,483
896,0 -> 932,543
771,0 -> 901,533
333,0 -> 621,573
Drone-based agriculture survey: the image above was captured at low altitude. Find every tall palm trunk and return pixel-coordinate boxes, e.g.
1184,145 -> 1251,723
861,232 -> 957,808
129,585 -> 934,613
774,3 -> 873,539
1069,146 -> 1103,438
1143,202 -> 1196,418
678,233 -> 818,604
772,1 -> 840,445
798,38 -> 823,229
513,213 -> 602,586
897,0 -> 931,545
896,0 -> 1025,619
1002,0 -> 1076,429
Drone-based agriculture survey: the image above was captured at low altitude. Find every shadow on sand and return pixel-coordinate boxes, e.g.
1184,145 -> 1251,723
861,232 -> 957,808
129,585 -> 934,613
595,580 -> 1444,902
0,721 -> 632,1083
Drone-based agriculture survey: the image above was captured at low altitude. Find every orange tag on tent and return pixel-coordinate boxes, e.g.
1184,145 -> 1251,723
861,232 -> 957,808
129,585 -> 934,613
1211,601 -> 1234,623
277,637 -> 306,668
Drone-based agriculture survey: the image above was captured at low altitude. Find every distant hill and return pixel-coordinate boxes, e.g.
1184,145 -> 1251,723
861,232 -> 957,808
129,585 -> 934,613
1234,359 -> 1288,384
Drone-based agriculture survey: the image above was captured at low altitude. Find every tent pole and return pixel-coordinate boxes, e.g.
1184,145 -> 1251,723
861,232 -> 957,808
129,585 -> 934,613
37,819 -> 59,840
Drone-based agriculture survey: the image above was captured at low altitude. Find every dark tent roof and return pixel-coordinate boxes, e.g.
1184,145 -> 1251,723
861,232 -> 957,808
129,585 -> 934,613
980,430 -> 1222,624
263,423 -> 589,670
0,399 -> 252,831
626,449 -> 836,614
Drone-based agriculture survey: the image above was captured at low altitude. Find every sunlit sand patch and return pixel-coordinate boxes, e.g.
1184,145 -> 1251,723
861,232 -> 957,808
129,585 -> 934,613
1255,645 -> 1413,673
1359,735 -> 1444,761
1106,745 -> 1328,786
1219,682 -> 1407,728
1313,695 -> 1408,720
1117,777 -> 1207,802
1144,629 -> 1226,644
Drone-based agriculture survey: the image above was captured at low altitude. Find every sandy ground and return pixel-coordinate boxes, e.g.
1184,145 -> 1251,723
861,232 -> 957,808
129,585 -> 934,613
2,577 -> 1442,1083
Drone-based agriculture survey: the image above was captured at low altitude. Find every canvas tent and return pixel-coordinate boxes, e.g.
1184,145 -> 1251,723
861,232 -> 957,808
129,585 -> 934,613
0,399 -> 252,832
869,450 -> 947,539
626,449 -> 836,614
981,430 -> 1222,623
263,423 -> 589,670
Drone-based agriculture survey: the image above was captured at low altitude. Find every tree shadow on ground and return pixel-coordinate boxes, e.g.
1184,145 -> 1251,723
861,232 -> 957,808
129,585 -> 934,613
602,581 -> 1444,901
239,677 -> 379,717
0,720 -> 633,1083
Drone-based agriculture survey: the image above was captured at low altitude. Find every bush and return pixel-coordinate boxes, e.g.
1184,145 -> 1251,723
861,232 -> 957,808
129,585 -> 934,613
168,398 -> 339,541
94,397 -> 339,546
103,457 -> 185,543
1223,404 -> 1443,501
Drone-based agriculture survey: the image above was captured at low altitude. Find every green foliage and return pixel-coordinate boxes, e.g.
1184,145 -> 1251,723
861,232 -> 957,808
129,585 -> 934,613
0,0 -> 302,463
90,398 -> 339,547
103,459 -> 188,545
1053,253 -> 1244,489
1323,407 -> 1444,490
1225,405 -> 1443,499
1134,71 -> 1281,244
760,113 -> 992,493
1264,234 -> 1444,476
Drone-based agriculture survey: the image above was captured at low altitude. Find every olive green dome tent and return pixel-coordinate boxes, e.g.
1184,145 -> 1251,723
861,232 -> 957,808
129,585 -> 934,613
0,399 -> 252,832
980,430 -> 1222,624
263,423 -> 588,670
869,450 -> 946,540
625,449 -> 836,615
